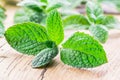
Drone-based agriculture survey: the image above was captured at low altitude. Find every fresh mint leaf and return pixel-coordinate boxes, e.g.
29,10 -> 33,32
89,25 -> 108,43
46,0 -> 70,12
32,41 -> 58,68
63,14 -> 90,29
95,15 -> 120,29
14,8 -> 46,24
0,6 -> 6,22
86,1 -> 103,23
40,0 -> 47,3
61,32 -> 107,68
102,15 -> 117,25
14,8 -> 31,23
5,22 -> 50,55
47,10 -> 64,45
0,22 -> 4,37
102,15 -> 120,29
46,3 -> 63,12
95,15 -> 105,24
67,0 -> 83,8
17,0 -> 46,12
32,48 -> 58,68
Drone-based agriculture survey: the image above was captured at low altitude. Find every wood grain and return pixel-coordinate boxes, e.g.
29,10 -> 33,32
0,4 -> 120,80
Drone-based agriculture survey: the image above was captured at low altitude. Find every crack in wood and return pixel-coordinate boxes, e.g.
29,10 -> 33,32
39,60 -> 57,80
40,65 -> 48,80
40,68 -> 47,80
18,57 -> 35,80
0,49 -> 11,63
6,55 -> 23,70
0,42 -> 7,48
0,58 -> 5,63
0,56 -> 7,58
7,55 -> 24,76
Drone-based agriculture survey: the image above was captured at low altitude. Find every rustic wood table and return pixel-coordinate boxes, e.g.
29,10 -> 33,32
0,5 -> 120,80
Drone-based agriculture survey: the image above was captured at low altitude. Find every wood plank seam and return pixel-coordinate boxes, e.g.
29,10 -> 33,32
40,61 -> 58,80
0,49 -> 11,63
6,55 -> 24,77
0,42 -> 7,48
40,68 -> 47,80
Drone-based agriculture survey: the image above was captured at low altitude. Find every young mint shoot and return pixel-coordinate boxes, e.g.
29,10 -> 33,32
63,1 -> 120,43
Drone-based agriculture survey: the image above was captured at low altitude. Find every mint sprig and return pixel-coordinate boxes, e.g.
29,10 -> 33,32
63,1 -> 120,43
86,1 -> 103,23
5,10 -> 107,68
5,10 -> 64,67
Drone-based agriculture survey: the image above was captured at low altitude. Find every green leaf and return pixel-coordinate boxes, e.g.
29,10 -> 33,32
89,25 -> 108,43
17,0 -> 46,12
14,8 -> 46,24
95,15 -> 105,24
0,22 -> 5,37
5,22 -> 50,55
32,42 -> 58,68
46,3 -> 62,12
61,32 -> 107,68
47,10 -> 64,45
46,0 -> 70,12
102,15 -> 116,25
93,15 -> 120,29
63,14 -> 90,29
40,0 -> 47,3
102,15 -> 120,29
0,5 -> 6,22
86,1 -> 103,23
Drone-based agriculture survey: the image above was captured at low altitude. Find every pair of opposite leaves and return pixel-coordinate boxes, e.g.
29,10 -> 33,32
63,1 -> 119,44
5,10 -> 107,68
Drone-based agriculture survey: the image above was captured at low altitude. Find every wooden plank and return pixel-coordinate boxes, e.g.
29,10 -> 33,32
0,43 -> 45,80
0,38 -> 7,47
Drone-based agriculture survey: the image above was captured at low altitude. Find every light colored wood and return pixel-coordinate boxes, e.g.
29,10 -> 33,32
0,5 -> 120,80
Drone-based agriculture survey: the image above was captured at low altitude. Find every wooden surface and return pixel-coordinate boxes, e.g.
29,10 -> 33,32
0,5 -> 120,80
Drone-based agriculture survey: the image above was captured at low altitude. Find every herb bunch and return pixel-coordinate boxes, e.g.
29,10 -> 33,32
4,9 -> 107,68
